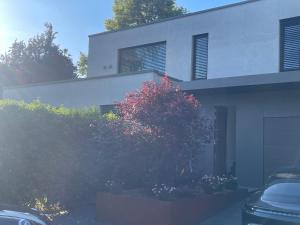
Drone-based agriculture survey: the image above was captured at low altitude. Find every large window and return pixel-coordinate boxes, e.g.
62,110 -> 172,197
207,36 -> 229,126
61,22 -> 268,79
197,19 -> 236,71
280,16 -> 300,72
192,34 -> 208,80
118,42 -> 166,73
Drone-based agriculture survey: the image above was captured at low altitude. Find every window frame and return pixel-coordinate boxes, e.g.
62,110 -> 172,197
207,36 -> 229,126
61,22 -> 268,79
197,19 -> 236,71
117,41 -> 167,74
192,33 -> 209,80
280,16 -> 300,72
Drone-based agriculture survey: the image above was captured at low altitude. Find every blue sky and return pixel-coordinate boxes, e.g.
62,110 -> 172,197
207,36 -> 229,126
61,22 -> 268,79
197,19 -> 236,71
0,0 -> 242,62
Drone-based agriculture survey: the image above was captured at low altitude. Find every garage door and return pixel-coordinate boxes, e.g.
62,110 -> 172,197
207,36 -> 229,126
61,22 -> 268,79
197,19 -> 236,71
264,117 -> 300,181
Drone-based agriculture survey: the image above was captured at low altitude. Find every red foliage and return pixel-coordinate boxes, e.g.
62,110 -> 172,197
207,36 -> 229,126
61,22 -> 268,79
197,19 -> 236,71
117,76 -> 200,137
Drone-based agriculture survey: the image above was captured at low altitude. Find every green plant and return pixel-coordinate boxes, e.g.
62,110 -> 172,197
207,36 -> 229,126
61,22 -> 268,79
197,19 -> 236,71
25,196 -> 68,221
103,111 -> 119,121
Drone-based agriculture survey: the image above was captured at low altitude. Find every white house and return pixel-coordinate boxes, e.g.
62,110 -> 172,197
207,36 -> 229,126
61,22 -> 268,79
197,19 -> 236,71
88,0 -> 300,80
3,0 -> 300,187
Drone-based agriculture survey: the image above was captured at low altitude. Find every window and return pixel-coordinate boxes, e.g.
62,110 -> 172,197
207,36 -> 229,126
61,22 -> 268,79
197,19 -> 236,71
192,34 -> 208,80
99,104 -> 116,114
280,16 -> 300,72
119,42 -> 166,73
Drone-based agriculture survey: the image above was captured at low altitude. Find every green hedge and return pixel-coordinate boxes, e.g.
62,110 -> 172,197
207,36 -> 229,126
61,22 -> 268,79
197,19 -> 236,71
0,100 -> 102,206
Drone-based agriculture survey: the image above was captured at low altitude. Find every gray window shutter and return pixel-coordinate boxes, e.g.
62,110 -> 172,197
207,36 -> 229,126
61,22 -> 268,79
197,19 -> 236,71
193,34 -> 208,79
281,16 -> 300,72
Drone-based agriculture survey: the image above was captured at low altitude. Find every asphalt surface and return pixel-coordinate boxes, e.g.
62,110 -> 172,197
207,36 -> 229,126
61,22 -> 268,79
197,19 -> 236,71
52,204 -> 101,225
199,201 -> 244,225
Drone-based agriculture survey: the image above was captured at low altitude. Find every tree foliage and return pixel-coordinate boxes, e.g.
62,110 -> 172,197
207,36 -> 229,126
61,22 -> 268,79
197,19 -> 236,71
118,76 -> 200,137
105,0 -> 187,30
0,23 -> 76,85
76,52 -> 88,78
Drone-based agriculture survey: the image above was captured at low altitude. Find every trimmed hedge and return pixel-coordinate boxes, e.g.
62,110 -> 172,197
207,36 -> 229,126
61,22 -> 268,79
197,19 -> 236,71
0,100 -> 101,206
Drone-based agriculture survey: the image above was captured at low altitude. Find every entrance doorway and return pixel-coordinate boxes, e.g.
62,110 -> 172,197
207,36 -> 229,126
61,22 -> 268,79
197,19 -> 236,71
214,106 -> 228,175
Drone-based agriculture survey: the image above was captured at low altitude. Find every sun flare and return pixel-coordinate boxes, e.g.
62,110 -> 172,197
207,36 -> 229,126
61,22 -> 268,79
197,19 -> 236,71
0,2 -> 13,55
0,25 -> 10,55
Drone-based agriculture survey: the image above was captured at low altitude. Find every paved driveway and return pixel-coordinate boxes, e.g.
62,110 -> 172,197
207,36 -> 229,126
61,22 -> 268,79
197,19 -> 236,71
199,201 -> 244,225
52,204 -> 102,225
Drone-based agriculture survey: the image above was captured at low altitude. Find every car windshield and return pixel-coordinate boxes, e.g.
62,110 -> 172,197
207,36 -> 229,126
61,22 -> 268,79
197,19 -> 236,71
262,182 -> 300,209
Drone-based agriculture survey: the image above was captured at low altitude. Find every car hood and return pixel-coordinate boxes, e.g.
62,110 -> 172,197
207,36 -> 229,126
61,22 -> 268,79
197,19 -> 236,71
0,210 -> 47,225
247,191 -> 300,214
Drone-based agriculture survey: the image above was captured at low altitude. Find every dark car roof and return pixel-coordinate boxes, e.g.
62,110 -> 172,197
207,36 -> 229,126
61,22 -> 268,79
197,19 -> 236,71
246,179 -> 300,214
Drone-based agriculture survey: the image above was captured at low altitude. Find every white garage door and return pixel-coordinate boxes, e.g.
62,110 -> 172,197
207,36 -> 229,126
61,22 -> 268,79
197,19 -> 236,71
264,117 -> 300,181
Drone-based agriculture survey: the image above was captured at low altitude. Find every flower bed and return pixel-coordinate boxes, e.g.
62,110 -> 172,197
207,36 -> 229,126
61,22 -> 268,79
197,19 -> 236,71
201,175 -> 238,194
96,189 -> 248,225
93,78 -> 245,225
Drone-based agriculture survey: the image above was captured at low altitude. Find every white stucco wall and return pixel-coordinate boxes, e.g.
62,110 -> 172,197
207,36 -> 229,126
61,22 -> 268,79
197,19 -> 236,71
88,0 -> 300,81
2,71 -> 161,108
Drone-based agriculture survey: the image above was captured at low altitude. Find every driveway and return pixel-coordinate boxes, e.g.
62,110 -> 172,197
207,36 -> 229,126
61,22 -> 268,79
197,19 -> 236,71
52,201 -> 244,225
52,204 -> 102,225
199,201 -> 244,225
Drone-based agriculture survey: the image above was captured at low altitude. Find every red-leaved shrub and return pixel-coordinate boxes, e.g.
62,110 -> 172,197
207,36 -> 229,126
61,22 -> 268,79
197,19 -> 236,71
95,76 -> 212,192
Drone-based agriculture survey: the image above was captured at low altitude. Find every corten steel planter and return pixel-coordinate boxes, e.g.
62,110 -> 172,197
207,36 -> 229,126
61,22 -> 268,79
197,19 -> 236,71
96,189 -> 248,225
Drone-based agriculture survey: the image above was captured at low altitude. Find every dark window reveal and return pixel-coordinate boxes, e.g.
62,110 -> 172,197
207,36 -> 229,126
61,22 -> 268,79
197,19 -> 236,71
99,104 -> 116,114
280,16 -> 300,72
192,34 -> 208,79
119,42 -> 166,73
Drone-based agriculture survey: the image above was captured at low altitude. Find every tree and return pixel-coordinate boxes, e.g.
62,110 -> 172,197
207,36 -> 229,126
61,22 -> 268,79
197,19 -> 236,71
76,52 -> 88,78
105,0 -> 187,31
0,23 -> 76,85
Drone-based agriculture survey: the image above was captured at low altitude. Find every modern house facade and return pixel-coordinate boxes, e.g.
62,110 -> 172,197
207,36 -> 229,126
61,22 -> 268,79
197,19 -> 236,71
88,0 -> 300,80
3,0 -> 300,188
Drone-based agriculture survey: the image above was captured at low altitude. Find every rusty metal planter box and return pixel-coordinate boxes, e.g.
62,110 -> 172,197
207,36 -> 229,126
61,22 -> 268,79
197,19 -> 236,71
96,190 -> 247,225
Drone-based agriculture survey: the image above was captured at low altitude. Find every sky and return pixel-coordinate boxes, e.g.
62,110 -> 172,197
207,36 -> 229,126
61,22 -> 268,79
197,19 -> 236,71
0,0 -> 242,62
